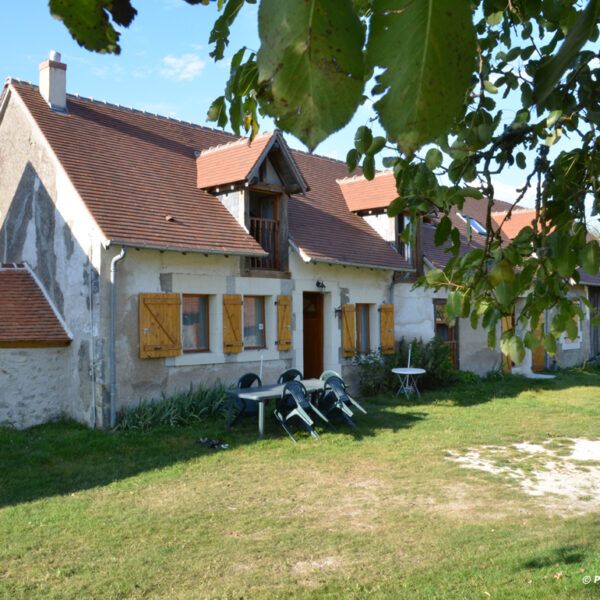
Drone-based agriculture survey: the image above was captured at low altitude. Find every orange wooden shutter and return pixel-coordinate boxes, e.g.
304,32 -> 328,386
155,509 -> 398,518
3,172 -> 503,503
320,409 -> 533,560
139,293 -> 182,359
380,304 -> 395,354
277,295 -> 292,351
223,294 -> 243,354
342,304 -> 356,358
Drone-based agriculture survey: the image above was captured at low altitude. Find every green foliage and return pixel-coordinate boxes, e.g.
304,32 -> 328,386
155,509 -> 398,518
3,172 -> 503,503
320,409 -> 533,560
117,384 -> 227,431
48,0 -> 137,54
47,0 -> 600,364
256,0 -> 366,151
354,337 -> 458,397
366,0 -> 477,153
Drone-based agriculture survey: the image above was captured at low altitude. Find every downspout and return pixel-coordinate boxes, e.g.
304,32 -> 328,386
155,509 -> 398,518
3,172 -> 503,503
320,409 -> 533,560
110,246 -> 127,428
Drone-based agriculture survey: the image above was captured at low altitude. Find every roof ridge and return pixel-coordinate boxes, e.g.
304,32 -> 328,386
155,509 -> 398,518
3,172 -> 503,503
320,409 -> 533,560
491,207 -> 536,215
291,146 -> 354,167
336,170 -> 393,184
0,262 -> 26,270
8,78 -> 240,138
200,130 -> 273,156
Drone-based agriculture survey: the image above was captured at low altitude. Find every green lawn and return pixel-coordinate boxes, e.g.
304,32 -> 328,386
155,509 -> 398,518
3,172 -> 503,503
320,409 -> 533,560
2,370 -> 600,599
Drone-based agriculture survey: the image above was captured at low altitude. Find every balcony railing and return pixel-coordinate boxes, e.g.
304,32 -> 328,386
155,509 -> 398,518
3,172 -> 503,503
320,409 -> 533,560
249,217 -> 280,270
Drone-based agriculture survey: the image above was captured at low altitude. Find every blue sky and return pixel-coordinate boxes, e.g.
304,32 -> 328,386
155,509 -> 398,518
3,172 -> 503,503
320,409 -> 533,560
1,0 -> 538,206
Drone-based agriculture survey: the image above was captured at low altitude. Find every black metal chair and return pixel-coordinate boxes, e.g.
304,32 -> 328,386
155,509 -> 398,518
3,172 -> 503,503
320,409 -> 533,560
320,375 -> 367,429
274,380 -> 330,442
277,368 -> 303,384
227,372 -> 262,428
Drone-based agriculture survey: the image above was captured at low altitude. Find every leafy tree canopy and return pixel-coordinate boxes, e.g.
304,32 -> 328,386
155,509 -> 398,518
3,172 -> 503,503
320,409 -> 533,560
50,0 -> 600,364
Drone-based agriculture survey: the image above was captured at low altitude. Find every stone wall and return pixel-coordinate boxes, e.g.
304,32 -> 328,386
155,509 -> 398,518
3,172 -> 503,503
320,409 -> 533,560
0,88 -> 103,427
103,246 -> 395,413
0,347 -> 70,428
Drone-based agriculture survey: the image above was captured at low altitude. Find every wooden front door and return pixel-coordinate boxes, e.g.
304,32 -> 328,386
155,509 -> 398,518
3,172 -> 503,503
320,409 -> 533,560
532,313 -> 546,372
303,292 -> 324,378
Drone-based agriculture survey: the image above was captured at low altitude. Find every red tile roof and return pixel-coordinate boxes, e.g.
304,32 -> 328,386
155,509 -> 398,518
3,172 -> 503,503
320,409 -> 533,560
491,208 -> 537,239
9,80 -> 412,272
289,152 -> 412,270
338,171 -> 398,212
196,132 -> 274,189
423,198 -> 514,268
0,264 -> 71,347
11,81 -> 265,257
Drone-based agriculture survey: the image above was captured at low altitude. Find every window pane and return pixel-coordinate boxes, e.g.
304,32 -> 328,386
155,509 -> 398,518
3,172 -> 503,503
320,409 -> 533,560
182,296 -> 209,352
357,304 -> 370,354
244,296 -> 265,348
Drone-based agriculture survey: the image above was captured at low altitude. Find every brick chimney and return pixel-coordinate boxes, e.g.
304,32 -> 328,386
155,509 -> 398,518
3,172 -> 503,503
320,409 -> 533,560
39,50 -> 67,112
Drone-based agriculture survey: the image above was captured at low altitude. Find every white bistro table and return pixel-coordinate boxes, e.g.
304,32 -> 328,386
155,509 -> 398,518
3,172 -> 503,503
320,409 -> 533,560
391,367 -> 426,399
226,378 -> 324,438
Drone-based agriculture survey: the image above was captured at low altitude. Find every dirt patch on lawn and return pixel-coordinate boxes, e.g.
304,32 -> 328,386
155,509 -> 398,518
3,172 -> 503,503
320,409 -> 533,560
446,438 -> 600,515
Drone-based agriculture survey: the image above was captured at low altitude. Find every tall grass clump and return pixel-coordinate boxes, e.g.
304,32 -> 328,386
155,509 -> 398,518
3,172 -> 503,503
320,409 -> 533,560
117,383 -> 228,431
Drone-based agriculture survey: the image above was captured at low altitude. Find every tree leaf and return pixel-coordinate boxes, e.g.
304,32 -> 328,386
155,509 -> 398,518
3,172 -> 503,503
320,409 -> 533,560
533,0 -> 600,105
355,126 -> 373,154
501,334 -> 525,364
425,148 -> 443,170
544,333 -> 557,355
257,0 -> 366,151
367,0 -> 477,153
346,148 -> 361,172
367,136 -> 387,155
580,241 -> 600,275
434,216 -> 452,246
362,154 -> 376,180
49,0 -> 137,54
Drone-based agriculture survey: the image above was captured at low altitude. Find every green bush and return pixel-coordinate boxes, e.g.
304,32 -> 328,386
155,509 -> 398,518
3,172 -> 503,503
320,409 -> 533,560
117,383 -> 228,431
354,337 -> 458,396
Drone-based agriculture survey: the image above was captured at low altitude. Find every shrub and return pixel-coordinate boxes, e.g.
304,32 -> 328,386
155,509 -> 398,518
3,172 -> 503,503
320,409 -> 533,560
117,383 -> 228,431
354,337 -> 458,396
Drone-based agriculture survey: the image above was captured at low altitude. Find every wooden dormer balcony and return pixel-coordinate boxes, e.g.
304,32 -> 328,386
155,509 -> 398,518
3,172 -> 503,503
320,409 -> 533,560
249,217 -> 280,270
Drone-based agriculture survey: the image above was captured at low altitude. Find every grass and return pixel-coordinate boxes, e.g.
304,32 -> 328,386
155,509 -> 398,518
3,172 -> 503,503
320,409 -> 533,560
1,370 -> 600,599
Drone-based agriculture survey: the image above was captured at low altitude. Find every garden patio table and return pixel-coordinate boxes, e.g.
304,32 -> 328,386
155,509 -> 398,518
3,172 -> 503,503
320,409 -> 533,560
391,367 -> 426,399
226,378 -> 324,438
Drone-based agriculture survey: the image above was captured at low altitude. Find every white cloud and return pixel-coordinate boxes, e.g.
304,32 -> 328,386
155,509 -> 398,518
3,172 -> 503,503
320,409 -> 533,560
491,179 -> 536,207
159,53 -> 205,81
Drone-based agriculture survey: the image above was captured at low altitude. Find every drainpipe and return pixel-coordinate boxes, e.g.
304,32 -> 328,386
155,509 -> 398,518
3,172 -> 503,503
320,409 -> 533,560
109,246 -> 127,428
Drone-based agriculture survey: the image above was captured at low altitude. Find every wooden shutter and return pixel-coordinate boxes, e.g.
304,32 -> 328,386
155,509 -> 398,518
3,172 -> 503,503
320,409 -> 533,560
277,295 -> 292,351
223,294 -> 243,354
380,304 -> 395,354
342,303 -> 356,358
139,293 -> 182,359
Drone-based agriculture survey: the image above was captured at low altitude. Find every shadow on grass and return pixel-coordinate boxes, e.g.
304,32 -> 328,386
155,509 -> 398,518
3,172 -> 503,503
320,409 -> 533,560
522,545 -> 587,570
0,401 -> 426,508
382,368 -> 600,408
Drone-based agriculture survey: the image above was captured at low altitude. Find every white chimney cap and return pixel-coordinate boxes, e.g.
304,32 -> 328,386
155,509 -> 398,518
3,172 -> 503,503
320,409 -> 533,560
49,50 -> 62,62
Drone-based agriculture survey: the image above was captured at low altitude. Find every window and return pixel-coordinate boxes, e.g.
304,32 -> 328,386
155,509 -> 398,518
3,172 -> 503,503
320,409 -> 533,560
244,296 -> 266,349
182,295 -> 209,352
396,215 -> 412,261
356,304 -> 371,354
457,212 -> 487,235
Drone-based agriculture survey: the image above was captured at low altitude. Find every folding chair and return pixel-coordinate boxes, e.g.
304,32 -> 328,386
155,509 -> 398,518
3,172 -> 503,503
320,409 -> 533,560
227,372 -> 261,428
274,380 -> 330,442
321,375 -> 367,428
277,368 -> 303,384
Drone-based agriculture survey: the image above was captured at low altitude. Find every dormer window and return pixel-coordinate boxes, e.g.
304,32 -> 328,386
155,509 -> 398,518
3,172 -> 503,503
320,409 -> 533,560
457,213 -> 487,235
396,214 -> 412,262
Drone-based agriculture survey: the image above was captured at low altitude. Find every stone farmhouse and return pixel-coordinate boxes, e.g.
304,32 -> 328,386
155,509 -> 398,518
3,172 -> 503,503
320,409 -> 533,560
0,53 -> 597,429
